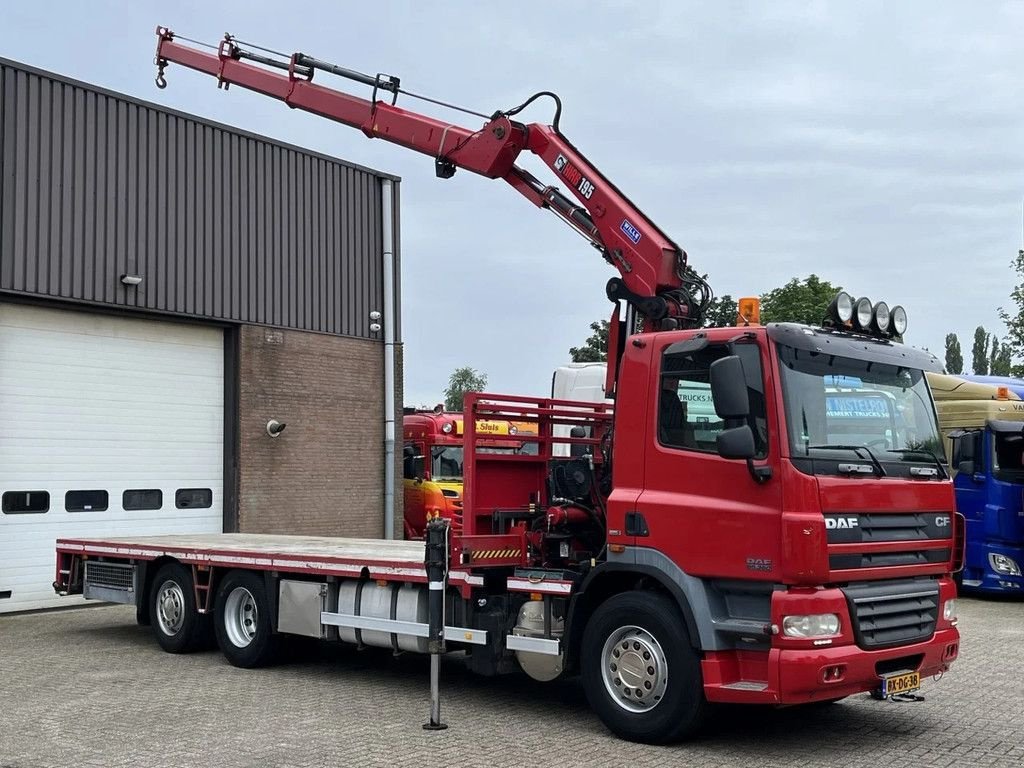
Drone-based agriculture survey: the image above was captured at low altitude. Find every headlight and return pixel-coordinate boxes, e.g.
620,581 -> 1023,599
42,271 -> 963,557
782,613 -> 840,638
890,305 -> 907,336
989,552 -> 1022,576
943,598 -> 957,622
872,301 -> 890,334
441,421 -> 453,434
854,297 -> 873,329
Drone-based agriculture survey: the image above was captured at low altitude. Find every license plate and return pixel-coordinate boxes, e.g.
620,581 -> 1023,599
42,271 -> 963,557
881,671 -> 920,697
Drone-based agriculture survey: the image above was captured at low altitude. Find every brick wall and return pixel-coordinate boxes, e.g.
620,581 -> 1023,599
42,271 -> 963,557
236,325 -> 403,537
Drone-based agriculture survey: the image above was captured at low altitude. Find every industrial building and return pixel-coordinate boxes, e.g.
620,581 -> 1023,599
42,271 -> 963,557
0,57 -> 403,612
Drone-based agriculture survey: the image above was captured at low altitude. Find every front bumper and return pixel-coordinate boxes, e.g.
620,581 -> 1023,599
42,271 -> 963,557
962,542 -> 1024,594
773,627 -> 959,704
703,627 -> 959,704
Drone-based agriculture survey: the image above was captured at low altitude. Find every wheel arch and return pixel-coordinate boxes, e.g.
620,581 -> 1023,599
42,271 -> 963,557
565,563 -> 701,673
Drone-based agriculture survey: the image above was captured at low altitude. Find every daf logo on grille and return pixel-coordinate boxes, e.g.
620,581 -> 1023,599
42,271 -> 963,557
825,517 -> 859,529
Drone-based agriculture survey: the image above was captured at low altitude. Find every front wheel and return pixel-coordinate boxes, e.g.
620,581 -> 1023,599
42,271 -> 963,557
214,570 -> 281,668
581,591 -> 707,744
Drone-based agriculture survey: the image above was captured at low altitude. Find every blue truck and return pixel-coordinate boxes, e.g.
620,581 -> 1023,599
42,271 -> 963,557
929,373 -> 1024,594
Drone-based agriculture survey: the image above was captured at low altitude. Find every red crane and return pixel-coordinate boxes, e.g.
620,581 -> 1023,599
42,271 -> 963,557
152,27 -> 711,395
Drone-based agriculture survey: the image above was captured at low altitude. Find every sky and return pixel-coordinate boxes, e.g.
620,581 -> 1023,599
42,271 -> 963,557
2,2 -> 1023,405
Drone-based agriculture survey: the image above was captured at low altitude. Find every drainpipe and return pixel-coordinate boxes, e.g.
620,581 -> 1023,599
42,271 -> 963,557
382,178 -> 397,539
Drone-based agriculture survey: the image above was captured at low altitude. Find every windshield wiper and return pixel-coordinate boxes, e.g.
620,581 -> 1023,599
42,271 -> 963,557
805,444 -> 887,477
888,448 -> 948,480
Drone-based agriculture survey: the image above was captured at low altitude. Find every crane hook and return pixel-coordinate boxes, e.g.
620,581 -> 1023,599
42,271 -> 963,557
155,60 -> 168,89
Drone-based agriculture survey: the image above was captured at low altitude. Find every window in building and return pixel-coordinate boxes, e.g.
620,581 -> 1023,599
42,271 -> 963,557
2,490 -> 50,514
66,490 -> 109,512
123,489 -> 163,511
658,342 -> 768,457
175,488 -> 213,509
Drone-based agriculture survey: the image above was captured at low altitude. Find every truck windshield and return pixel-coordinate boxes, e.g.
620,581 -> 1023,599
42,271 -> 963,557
431,446 -> 464,481
992,432 -> 1024,482
777,344 -> 944,465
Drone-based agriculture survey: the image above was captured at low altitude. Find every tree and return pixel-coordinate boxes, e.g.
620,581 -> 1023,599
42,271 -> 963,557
972,326 -> 990,375
999,249 -> 1024,372
993,342 -> 1013,376
990,335 -> 1000,376
759,275 -> 842,326
444,367 -> 487,412
704,294 -> 738,328
569,320 -> 609,362
943,333 -> 963,374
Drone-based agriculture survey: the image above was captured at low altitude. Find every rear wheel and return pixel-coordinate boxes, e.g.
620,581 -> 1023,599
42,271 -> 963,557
581,591 -> 707,744
214,570 -> 280,668
148,563 -> 210,653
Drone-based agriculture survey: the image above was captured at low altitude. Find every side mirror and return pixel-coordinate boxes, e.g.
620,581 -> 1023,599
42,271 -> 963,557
950,429 -> 981,471
569,425 -> 589,458
403,445 -> 415,458
957,460 -> 976,476
717,425 -> 756,460
710,356 -> 750,419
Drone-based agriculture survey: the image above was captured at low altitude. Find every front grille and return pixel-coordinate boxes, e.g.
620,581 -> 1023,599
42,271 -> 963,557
825,512 -> 952,544
830,547 -> 950,570
842,579 -> 939,650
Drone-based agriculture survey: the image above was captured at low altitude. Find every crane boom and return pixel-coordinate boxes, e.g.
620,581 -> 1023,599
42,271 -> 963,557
152,27 -> 711,389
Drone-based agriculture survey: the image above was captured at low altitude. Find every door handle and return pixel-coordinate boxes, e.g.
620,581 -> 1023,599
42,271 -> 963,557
625,511 -> 649,537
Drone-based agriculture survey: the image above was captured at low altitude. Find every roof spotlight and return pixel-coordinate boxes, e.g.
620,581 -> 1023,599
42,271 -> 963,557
872,302 -> 890,335
890,305 -> 908,337
854,297 -> 873,330
829,292 -> 854,325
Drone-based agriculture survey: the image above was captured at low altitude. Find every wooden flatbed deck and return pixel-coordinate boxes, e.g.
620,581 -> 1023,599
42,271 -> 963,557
56,533 -> 484,585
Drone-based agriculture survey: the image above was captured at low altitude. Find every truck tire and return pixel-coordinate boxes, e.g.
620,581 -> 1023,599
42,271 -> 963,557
581,591 -> 707,744
149,563 -> 210,653
214,570 -> 281,668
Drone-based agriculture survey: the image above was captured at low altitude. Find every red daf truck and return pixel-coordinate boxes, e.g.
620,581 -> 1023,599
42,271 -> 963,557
53,29 -> 961,745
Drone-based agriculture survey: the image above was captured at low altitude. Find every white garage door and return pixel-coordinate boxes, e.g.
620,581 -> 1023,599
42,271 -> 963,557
0,303 -> 224,612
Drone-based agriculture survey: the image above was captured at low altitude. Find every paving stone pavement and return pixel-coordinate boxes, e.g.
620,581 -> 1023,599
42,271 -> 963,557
0,596 -> 1022,767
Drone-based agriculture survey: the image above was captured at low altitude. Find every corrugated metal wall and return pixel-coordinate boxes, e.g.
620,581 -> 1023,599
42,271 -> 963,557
0,57 -> 399,339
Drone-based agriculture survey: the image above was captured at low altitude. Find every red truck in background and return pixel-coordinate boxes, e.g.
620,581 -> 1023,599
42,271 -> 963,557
52,29 -> 960,745
402,409 -> 537,538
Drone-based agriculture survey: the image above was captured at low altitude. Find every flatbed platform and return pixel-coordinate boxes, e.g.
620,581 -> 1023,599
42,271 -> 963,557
57,533 -> 482,586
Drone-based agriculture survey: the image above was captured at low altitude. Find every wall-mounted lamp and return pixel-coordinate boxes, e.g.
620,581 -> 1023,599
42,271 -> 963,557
266,419 -> 287,438
369,309 -> 382,333
120,274 -> 143,286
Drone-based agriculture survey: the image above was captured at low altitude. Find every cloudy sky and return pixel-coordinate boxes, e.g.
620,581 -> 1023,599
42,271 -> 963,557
3,2 -> 1022,404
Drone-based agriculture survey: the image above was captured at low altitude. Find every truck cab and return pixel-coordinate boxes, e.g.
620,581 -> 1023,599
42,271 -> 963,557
928,373 -> 1024,593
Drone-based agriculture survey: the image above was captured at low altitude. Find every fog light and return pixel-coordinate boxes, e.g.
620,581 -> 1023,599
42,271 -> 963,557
890,305 -> 908,336
989,552 -> 1021,576
782,613 -> 840,638
830,292 -> 854,324
854,297 -> 873,329
942,599 -> 957,622
872,302 -> 890,334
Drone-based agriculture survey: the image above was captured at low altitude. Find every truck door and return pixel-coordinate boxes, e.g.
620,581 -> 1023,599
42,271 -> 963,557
403,441 -> 426,538
637,338 -> 783,580
951,429 -> 985,521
